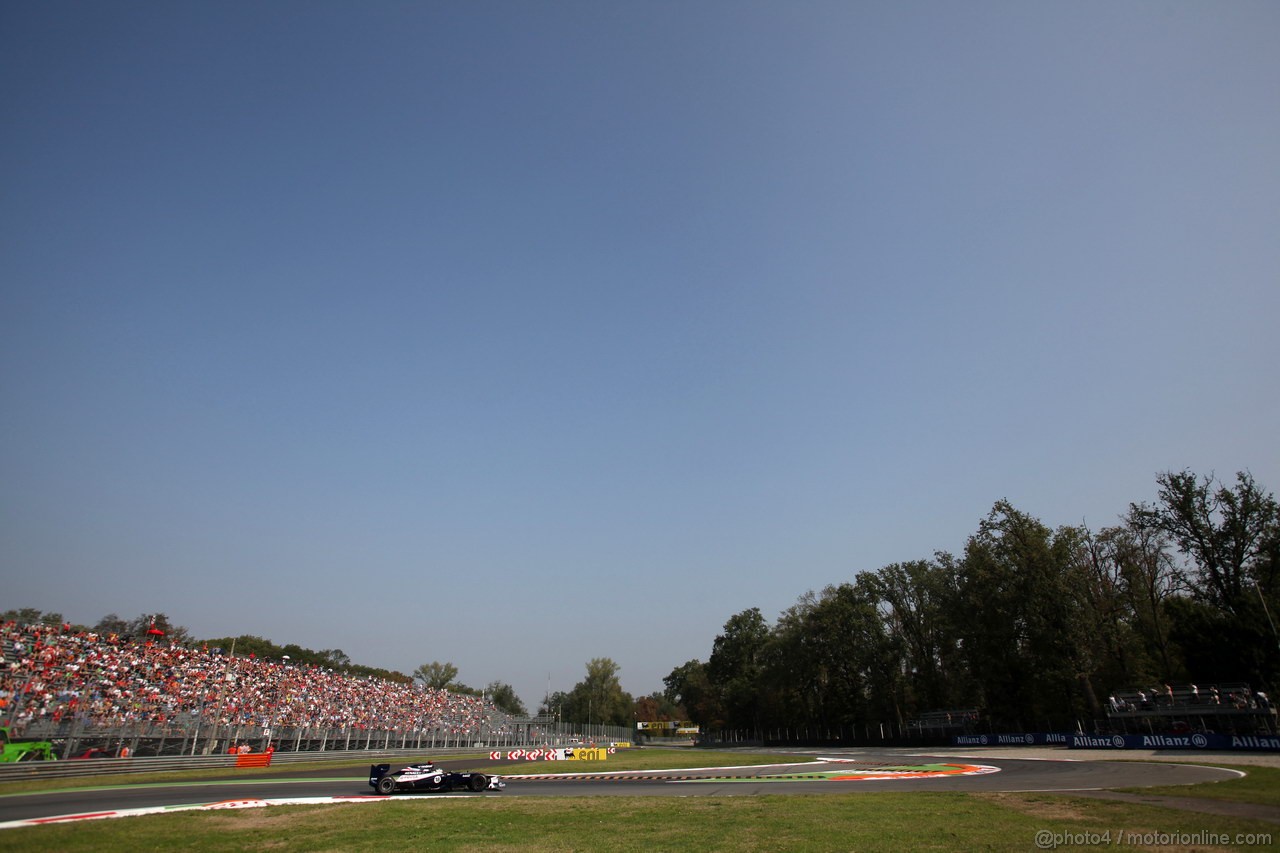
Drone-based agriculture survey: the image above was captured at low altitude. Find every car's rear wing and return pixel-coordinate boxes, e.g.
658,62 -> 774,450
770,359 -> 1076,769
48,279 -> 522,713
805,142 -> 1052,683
369,763 -> 390,786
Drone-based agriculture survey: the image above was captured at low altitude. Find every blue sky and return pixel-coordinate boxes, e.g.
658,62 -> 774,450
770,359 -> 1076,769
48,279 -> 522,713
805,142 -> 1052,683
3,1 -> 1278,710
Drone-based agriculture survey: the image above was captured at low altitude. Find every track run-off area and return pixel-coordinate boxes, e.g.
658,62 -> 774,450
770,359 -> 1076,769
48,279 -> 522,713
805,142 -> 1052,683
0,746 -> 1263,829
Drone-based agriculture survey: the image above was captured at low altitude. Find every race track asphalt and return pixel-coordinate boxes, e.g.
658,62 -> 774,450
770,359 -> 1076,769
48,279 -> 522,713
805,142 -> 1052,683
0,747 -> 1252,827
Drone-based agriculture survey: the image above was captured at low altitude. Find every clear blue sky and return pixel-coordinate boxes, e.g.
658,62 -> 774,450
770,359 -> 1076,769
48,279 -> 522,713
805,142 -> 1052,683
3,1 -> 1277,711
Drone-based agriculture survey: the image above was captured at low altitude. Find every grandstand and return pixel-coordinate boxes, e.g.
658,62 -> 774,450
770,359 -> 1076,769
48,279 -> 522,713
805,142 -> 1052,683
1104,683 -> 1276,735
1,620 -> 627,757
906,709 -> 981,735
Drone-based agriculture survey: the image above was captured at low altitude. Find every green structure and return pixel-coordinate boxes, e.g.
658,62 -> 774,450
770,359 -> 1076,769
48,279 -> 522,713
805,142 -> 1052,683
0,726 -> 56,762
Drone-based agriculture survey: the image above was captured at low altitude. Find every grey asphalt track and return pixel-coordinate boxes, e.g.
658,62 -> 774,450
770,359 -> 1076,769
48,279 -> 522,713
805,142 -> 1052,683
0,747 -> 1251,826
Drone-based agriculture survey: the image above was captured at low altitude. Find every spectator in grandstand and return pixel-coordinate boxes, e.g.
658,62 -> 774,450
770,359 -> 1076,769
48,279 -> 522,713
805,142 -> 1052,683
0,620 -> 504,741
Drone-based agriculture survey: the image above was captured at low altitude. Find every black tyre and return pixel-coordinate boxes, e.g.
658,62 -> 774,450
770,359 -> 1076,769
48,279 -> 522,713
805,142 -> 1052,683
375,775 -> 397,795
468,774 -> 488,792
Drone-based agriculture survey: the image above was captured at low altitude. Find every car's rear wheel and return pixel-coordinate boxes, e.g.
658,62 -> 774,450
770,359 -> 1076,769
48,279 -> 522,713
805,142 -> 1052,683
375,775 -> 397,795
468,774 -> 488,792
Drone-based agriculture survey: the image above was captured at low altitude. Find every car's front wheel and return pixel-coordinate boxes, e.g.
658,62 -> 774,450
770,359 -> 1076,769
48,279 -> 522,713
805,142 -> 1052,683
468,774 -> 488,792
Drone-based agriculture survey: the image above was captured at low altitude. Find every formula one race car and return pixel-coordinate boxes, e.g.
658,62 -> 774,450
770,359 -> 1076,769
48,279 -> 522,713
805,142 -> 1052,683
369,761 -> 505,794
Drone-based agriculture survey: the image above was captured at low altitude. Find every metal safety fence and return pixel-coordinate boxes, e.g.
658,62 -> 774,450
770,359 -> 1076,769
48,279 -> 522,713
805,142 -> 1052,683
6,716 -> 633,765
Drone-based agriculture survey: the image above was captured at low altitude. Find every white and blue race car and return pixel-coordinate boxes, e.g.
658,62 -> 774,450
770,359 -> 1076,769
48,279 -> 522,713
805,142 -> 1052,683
369,761 -> 505,794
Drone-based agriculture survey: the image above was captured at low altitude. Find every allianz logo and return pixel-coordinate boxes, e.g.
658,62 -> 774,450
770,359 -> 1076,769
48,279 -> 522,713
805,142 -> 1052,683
1140,734 -> 1209,748
954,735 -> 990,745
995,734 -> 1035,744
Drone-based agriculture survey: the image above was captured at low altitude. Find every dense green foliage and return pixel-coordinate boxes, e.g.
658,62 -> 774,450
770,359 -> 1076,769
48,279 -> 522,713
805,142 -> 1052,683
10,469 -> 1275,732
539,657 -> 635,726
665,470 -> 1280,732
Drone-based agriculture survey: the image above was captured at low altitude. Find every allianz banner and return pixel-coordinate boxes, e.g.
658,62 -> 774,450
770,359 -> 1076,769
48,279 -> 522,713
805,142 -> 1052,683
952,733 -> 1074,747
1070,733 -> 1280,751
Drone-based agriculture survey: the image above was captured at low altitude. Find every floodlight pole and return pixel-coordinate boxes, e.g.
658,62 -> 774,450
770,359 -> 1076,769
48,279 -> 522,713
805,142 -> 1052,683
1256,581 -> 1280,654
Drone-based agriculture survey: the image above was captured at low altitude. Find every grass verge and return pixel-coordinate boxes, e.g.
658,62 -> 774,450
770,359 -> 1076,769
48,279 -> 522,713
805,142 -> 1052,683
2,750 -> 1276,851
1114,762 -> 1280,807
2,790 -> 1275,852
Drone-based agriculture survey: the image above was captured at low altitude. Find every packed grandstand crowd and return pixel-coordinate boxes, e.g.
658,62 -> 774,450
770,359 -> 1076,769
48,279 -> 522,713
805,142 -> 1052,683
0,620 -> 504,737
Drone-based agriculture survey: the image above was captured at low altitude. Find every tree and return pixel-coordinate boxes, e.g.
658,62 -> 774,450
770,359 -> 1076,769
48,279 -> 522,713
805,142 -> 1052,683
413,661 -> 459,690
799,581 -> 902,729
706,608 -> 771,732
866,556 -> 963,713
1129,470 -> 1280,687
1131,470 -> 1279,615
952,502 -> 1099,727
632,691 -> 682,725
94,613 -> 130,635
126,613 -> 191,644
564,658 -> 632,727
538,690 -> 570,721
485,681 -> 527,716
1,608 -> 64,627
1090,523 -> 1183,682
765,593 -> 824,726
317,649 -> 351,668
663,660 -> 720,728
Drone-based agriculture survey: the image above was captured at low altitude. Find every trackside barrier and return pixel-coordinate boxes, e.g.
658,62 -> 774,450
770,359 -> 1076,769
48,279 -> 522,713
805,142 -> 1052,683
954,732 -> 1280,751
489,748 -> 614,761
0,747 -> 482,784
1070,733 -> 1280,751
952,733 -> 1073,747
235,753 -> 273,768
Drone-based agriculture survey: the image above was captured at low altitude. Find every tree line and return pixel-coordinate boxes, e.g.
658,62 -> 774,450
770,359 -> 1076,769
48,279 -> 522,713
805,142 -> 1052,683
12,469 -> 1274,733
537,657 -> 680,728
661,470 -> 1280,733
411,660 -> 528,716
